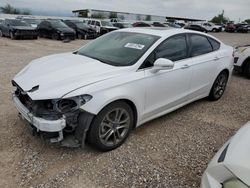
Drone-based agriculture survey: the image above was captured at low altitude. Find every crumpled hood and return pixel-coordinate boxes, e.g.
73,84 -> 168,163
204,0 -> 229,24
13,53 -> 126,100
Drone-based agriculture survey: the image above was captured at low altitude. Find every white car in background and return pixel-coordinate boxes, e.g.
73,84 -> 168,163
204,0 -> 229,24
234,45 -> 250,78
12,28 -> 233,151
201,22 -> 222,32
201,121 -> 250,188
87,19 -> 118,35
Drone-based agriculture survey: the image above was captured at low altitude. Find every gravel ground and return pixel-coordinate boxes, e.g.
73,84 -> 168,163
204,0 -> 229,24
0,32 -> 250,188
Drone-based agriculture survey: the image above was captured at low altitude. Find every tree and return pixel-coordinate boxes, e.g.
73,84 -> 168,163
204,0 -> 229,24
210,10 -> 229,24
0,3 -> 31,15
245,19 -> 250,24
0,3 -> 15,14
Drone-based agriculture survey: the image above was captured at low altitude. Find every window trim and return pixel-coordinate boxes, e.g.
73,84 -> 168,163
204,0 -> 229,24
188,33 -> 214,57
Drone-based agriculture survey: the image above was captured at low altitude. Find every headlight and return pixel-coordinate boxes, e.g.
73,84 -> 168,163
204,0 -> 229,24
54,95 -> 92,113
236,47 -> 248,53
223,179 -> 249,188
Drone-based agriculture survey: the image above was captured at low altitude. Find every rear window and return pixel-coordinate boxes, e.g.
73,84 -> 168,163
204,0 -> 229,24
190,34 -> 213,57
208,37 -> 220,51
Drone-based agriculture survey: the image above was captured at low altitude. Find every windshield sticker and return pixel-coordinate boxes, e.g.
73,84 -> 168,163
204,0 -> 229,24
124,43 -> 145,50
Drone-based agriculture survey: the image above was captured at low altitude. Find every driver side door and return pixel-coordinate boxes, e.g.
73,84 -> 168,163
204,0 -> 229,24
142,34 -> 193,120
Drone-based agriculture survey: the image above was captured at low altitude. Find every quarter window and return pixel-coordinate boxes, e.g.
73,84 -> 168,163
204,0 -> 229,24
156,35 -> 188,61
190,34 -> 213,57
208,37 -> 220,51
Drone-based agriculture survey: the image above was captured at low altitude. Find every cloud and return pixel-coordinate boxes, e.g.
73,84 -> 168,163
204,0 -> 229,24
0,0 -> 249,21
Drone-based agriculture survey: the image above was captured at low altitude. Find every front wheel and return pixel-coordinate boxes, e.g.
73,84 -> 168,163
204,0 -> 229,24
208,71 -> 228,101
87,101 -> 134,151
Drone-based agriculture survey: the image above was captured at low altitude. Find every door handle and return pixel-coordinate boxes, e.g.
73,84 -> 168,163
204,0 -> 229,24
213,57 -> 220,61
181,64 -> 190,69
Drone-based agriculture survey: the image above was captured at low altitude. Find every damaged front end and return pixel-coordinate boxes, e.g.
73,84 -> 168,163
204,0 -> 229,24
12,81 -> 94,148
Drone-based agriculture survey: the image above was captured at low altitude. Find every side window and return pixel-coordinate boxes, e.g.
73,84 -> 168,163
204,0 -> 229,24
156,35 -> 188,61
88,20 -> 91,25
91,20 -> 95,25
208,37 -> 220,51
190,34 -> 213,57
96,21 -> 100,26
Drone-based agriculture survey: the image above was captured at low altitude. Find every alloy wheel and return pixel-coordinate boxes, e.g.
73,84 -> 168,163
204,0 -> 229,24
99,108 -> 130,147
213,73 -> 227,99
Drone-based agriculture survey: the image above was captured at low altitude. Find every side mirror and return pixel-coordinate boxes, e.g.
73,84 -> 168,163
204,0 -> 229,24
150,58 -> 174,73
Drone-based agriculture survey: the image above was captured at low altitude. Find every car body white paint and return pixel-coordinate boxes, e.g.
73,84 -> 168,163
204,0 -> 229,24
13,28 -> 234,129
201,121 -> 250,188
234,45 -> 250,69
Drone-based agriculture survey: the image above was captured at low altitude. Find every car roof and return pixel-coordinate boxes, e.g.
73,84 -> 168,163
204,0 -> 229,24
117,27 -> 191,37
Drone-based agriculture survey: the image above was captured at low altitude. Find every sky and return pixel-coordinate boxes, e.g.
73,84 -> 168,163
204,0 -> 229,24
0,0 -> 249,22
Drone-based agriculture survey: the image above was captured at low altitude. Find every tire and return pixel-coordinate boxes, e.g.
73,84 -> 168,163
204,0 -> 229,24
87,101 -> 134,151
33,36 -> 38,40
10,31 -> 16,40
208,71 -> 228,101
244,62 -> 250,79
51,33 -> 59,40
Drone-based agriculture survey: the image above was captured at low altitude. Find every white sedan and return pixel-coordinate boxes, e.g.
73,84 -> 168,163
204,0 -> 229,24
12,28 -> 234,151
201,121 -> 250,188
234,45 -> 250,78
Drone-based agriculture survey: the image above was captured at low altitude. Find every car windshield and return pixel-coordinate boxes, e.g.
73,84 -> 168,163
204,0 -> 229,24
49,20 -> 68,28
75,22 -> 88,28
101,21 -> 113,27
77,32 -> 160,66
8,19 -> 28,26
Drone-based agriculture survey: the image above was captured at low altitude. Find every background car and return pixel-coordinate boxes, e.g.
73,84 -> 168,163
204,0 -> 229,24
0,19 -> 38,39
12,28 -> 233,151
166,22 -> 182,28
201,121 -> 250,188
132,21 -> 151,27
112,22 -> 132,29
22,18 -> 42,28
201,22 -> 222,32
234,45 -> 250,78
151,22 -> 167,27
235,23 -> 248,33
87,19 -> 118,35
225,23 -> 236,32
64,20 -> 97,39
184,24 -> 208,33
38,19 -> 76,40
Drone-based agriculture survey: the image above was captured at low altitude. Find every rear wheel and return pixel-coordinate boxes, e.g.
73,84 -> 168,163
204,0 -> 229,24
87,101 -> 134,151
244,62 -> 250,79
51,33 -> 59,40
208,71 -> 228,101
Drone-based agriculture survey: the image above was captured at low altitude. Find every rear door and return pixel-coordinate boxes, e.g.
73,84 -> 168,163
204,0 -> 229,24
187,34 -> 220,99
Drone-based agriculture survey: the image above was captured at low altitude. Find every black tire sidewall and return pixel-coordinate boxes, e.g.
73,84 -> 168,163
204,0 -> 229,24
245,63 -> 250,78
87,101 -> 134,151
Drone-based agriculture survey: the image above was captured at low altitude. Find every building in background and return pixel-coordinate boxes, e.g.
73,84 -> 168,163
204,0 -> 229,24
72,9 -> 166,22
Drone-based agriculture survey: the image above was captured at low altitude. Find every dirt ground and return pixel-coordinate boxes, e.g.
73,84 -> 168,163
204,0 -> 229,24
0,32 -> 250,188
